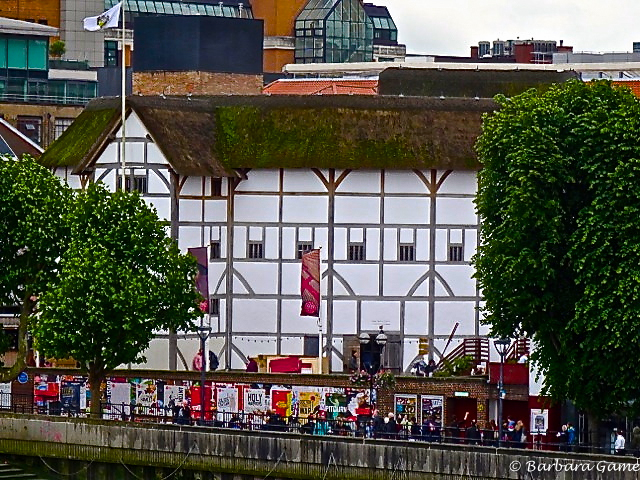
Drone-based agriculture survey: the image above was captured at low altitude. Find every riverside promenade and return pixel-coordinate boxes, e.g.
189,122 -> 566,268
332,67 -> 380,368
0,413 -> 639,480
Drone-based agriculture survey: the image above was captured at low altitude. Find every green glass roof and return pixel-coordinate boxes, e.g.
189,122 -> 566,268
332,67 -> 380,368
297,0 -> 340,21
105,0 -> 252,18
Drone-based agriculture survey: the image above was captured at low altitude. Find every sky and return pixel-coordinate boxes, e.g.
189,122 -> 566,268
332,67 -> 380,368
374,0 -> 640,57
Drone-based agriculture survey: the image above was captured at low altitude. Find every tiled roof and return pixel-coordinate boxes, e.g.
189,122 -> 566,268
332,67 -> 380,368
262,79 -> 378,95
612,80 -> 640,97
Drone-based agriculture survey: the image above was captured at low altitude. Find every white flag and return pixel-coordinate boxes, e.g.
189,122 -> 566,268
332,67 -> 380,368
83,2 -> 122,32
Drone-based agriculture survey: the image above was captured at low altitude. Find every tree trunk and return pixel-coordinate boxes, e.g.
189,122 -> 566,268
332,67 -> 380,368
88,366 -> 105,419
586,410 -> 601,454
0,293 -> 34,382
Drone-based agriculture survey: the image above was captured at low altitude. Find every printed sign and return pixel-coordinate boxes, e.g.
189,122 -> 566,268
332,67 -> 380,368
243,388 -> 265,413
395,394 -> 418,420
420,395 -> 443,424
530,409 -> 548,435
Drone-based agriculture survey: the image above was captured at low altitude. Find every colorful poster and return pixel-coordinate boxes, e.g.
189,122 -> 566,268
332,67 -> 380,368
216,387 -> 238,413
271,390 -> 292,418
294,388 -> 321,418
135,380 -> 158,408
60,381 -> 82,411
420,395 -> 443,424
395,394 -> 418,420
324,391 -> 348,420
530,409 -> 548,435
243,388 -> 266,413
163,385 -> 185,408
300,249 -> 320,316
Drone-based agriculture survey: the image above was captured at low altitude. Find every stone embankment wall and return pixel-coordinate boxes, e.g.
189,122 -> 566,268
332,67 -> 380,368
0,413 -> 637,480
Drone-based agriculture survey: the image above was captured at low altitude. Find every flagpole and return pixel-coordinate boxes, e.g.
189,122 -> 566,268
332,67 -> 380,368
120,0 -> 126,191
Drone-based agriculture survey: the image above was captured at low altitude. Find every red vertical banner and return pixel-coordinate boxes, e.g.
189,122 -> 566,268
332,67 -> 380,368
300,249 -> 320,317
188,247 -> 209,312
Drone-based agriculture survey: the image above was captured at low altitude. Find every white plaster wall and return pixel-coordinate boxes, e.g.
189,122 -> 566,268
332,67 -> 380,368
95,142 -> 118,167
436,198 -> 477,225
232,336 -> 278,365
434,229 -> 448,261
365,228 -> 380,261
235,195 -> 280,223
209,263 -> 226,295
383,228 -> 398,261
334,228 -> 348,261
283,170 -> 327,193
361,301 -> 400,331
333,264 -> 379,296
233,299 -> 278,332
234,263 -> 279,294
236,169 -> 279,192
233,226 -> 247,258
265,228 -> 279,259
280,300 -> 320,334
335,197 -> 380,224
385,197 -> 429,224
404,301 -> 429,335
178,227 -> 202,250
437,170 -> 477,195
148,169 -> 170,195
435,265 -> 476,297
416,229 -> 430,261
383,265 -> 429,296
281,263 -> 302,295
181,177 -> 204,196
118,111 -> 147,138
331,338 -> 343,372
204,200 -> 227,222
280,336 -> 304,355
385,171 -> 429,194
282,196 -> 328,224
147,143 -> 167,165
282,228 -> 296,259
336,170 -> 381,193
135,338 -> 170,370
333,301 -> 357,334
124,142 -> 145,165
464,229 -> 478,262
145,197 -> 171,223
180,199 -> 203,222
433,301 -> 476,336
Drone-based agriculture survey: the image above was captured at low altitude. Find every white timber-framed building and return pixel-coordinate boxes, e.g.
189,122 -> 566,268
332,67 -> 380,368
40,95 -> 495,373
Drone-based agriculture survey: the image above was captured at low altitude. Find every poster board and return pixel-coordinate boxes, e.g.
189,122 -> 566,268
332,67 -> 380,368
106,381 -> 131,417
0,382 -> 11,408
530,409 -> 548,435
394,394 -> 418,420
243,388 -> 266,413
420,395 -> 443,424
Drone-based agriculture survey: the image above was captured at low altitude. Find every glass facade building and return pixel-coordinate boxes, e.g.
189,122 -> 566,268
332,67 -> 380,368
295,0 -> 373,64
363,4 -> 397,46
104,0 -> 253,20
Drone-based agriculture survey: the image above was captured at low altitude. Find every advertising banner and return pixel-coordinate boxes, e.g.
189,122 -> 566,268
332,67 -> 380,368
420,395 -> 444,424
271,390 -> 292,418
243,388 -> 266,413
395,394 -> 418,420
530,409 -> 548,435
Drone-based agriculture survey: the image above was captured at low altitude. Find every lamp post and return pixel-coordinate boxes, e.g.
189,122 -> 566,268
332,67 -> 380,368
358,327 -> 388,410
197,325 -> 211,425
494,337 -> 511,448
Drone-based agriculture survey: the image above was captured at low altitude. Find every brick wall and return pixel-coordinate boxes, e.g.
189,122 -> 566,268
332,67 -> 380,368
133,71 -> 263,96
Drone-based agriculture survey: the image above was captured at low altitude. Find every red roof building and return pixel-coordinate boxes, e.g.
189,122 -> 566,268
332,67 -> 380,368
262,79 -> 378,95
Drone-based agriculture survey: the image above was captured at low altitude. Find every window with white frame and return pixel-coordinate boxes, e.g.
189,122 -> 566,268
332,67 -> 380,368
399,244 -> 415,262
210,241 -> 221,260
448,244 -> 464,262
54,117 -> 74,140
297,242 -> 313,259
124,175 -> 148,193
448,229 -> 464,262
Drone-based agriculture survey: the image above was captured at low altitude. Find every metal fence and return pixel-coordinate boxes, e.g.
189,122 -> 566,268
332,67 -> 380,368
1,393 -> 636,456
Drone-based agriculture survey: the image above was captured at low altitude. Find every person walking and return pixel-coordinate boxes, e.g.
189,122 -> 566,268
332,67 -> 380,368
615,429 -> 626,456
631,426 -> 640,457
512,420 -> 527,448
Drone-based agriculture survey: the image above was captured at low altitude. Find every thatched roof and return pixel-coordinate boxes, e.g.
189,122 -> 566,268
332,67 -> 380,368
40,95 -> 497,176
379,68 -> 579,98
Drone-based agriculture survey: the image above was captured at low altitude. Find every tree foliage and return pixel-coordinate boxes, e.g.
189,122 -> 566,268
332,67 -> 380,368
474,79 -> 640,415
0,156 -> 72,379
35,183 -> 201,416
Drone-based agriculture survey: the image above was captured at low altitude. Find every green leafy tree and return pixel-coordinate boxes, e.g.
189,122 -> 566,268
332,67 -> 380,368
474,79 -> 640,418
35,183 -> 201,417
49,40 -> 65,59
0,156 -> 71,379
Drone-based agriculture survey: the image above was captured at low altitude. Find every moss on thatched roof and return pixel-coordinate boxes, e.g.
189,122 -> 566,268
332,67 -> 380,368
40,105 -> 120,168
40,95 -> 496,175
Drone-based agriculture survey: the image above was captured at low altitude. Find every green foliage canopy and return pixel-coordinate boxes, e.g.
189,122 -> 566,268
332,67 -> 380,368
35,183 -> 201,414
474,80 -> 640,415
0,156 -> 72,379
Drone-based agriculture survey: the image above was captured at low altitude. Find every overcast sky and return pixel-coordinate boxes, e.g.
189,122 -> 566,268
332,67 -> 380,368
374,0 -> 640,57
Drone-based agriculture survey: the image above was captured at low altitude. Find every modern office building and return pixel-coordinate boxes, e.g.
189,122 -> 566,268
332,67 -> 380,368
470,39 -> 573,64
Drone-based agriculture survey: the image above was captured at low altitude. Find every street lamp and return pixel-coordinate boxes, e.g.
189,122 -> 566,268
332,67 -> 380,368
494,337 -> 511,448
197,325 -> 211,425
358,327 -> 388,410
